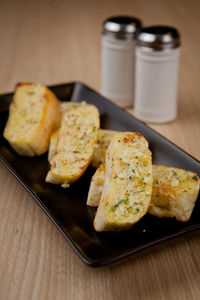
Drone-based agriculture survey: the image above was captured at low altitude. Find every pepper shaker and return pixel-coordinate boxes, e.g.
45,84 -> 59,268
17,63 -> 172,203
134,26 -> 181,123
101,16 -> 142,107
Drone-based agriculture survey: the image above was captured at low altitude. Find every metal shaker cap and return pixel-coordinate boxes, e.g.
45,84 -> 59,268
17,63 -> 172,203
103,16 -> 142,40
137,26 -> 180,50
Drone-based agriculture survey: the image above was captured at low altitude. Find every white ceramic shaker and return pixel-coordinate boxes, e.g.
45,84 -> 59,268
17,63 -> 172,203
134,26 -> 181,123
101,16 -> 142,107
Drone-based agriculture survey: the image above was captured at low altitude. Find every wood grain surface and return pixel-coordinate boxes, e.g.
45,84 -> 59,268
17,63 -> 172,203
0,0 -> 200,299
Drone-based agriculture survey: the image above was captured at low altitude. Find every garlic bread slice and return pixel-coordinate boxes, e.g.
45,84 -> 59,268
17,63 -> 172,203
149,165 -> 200,222
48,101 -> 86,162
94,132 -> 153,231
46,104 -> 100,187
3,83 -> 60,156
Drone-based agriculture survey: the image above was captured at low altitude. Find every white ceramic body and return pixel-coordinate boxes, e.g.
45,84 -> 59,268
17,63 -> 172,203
134,47 -> 181,123
101,35 -> 136,107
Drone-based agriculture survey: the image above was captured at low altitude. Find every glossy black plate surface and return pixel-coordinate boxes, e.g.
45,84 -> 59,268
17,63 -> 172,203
0,82 -> 200,267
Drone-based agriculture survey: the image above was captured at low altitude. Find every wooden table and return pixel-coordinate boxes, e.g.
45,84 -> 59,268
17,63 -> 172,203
0,0 -> 200,299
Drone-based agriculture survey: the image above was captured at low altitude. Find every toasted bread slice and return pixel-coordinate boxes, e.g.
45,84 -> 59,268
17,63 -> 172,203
47,102 -> 85,162
149,165 -> 200,222
87,164 -> 105,206
88,164 -> 200,222
3,83 -> 60,156
46,104 -> 100,187
92,129 -> 117,168
94,132 -> 153,231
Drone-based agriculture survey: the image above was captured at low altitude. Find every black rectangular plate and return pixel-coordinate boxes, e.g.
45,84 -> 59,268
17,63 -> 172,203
0,82 -> 200,267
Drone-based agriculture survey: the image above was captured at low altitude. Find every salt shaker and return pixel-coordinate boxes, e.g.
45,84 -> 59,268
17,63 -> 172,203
101,16 -> 142,107
134,26 -> 181,123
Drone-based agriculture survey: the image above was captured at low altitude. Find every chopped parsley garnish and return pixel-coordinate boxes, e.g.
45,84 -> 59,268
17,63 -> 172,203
114,198 -> 129,208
